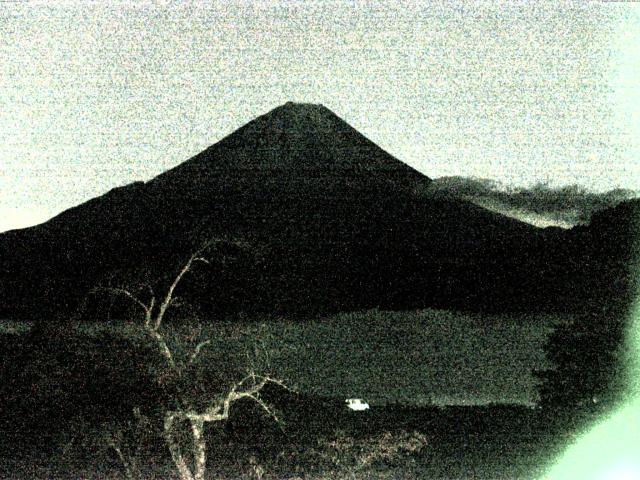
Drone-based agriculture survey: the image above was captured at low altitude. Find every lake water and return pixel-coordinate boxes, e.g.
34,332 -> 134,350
0,310 -> 561,406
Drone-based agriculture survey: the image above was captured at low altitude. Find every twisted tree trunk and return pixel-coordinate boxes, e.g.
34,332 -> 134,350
93,239 -> 286,480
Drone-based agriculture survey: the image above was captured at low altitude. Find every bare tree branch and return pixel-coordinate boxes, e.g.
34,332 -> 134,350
190,418 -> 206,480
89,237 -> 288,480
193,374 -> 287,423
154,255 -> 196,331
140,282 -> 155,300
246,393 -> 281,426
189,340 -> 211,365
164,412 -> 195,480
107,435 -> 137,480
147,328 -> 176,370
145,296 -> 156,328
153,237 -> 237,330
92,286 -> 152,319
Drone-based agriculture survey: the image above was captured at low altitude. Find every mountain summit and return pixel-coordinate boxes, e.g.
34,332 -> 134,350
153,102 -> 430,197
168,102 -> 425,173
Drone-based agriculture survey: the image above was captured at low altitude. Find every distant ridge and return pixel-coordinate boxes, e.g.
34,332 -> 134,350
0,103 -> 636,320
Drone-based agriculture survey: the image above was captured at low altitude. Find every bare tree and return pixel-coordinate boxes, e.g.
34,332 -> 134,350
92,239 -> 287,480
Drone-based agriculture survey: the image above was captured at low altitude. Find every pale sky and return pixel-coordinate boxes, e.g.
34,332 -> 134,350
1,1 -> 639,232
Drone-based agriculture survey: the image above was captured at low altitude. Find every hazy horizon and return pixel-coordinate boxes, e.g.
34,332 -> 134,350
2,1 -> 639,232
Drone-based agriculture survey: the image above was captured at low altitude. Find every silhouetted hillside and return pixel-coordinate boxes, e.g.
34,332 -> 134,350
0,104 -> 636,320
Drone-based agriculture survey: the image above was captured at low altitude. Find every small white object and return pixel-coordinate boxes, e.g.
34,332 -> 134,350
345,398 -> 370,411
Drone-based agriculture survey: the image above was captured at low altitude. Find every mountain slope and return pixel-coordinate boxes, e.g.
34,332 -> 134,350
0,103 -> 632,320
157,102 -> 428,185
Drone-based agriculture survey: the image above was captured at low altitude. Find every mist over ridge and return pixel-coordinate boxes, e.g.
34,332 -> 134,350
427,176 -> 639,228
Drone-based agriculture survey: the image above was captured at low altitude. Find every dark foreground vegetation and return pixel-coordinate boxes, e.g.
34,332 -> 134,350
0,325 -> 612,480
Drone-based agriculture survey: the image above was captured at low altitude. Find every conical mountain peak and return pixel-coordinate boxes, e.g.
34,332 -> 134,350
276,101 -> 328,112
156,103 -> 430,194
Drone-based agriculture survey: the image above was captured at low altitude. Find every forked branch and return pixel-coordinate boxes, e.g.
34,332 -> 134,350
89,238 -> 288,480
162,372 -> 286,479
91,286 -> 154,326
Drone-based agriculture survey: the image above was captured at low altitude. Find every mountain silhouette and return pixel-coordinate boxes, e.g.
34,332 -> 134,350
0,103 -> 636,320
155,102 -> 430,192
